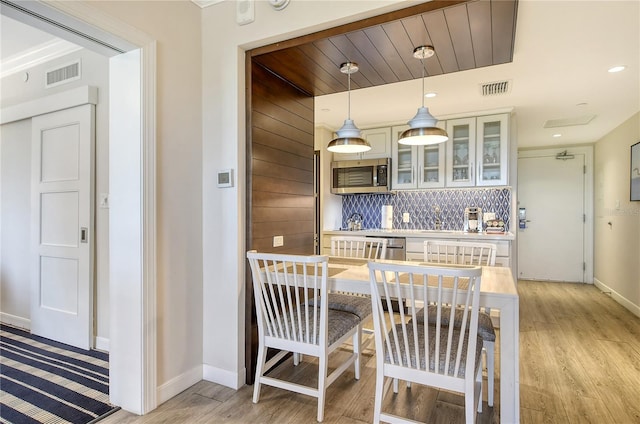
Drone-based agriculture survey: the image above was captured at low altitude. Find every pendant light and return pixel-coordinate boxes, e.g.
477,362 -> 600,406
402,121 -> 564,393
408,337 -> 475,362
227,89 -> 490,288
327,62 -> 371,153
398,45 -> 448,145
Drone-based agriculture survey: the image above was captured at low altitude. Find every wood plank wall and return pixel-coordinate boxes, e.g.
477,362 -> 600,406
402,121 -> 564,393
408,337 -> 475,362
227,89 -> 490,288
245,61 -> 315,383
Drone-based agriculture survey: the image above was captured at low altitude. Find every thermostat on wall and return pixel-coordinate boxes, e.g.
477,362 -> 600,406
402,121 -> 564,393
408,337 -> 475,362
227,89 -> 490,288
217,169 -> 234,188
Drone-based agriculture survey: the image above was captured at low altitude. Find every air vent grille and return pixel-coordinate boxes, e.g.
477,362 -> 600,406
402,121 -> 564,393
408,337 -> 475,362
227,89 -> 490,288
480,80 -> 510,96
46,60 -> 81,88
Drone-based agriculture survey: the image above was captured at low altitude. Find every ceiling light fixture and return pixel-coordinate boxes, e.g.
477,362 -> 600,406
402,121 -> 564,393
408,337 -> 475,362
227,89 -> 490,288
327,62 -> 371,153
608,65 -> 626,73
398,45 -> 448,146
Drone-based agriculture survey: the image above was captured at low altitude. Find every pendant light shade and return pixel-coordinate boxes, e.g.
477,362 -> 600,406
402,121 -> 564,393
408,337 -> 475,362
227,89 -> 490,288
327,62 -> 371,153
398,46 -> 448,146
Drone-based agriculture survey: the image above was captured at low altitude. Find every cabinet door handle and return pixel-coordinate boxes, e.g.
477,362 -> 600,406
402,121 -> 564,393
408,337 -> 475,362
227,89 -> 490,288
470,162 -> 473,180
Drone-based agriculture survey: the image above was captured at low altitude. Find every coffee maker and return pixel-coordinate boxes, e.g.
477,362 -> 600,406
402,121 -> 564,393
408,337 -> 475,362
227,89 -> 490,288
464,207 -> 483,232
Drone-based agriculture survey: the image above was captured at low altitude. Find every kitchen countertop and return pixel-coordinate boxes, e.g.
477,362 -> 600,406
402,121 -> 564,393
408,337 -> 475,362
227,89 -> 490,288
323,229 -> 515,241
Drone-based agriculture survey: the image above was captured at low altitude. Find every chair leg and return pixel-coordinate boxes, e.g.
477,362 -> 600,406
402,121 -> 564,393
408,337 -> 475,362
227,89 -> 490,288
393,377 -> 399,393
293,352 -> 301,365
353,325 -> 361,380
372,370 -> 385,424
317,354 -> 328,422
253,344 -> 267,403
485,341 -> 495,407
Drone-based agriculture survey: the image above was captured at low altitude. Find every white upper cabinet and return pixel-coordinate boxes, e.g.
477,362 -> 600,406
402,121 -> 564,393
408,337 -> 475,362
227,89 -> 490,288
391,123 -> 446,189
446,113 -> 509,187
476,114 -> 509,186
332,126 -> 392,161
445,117 -> 477,187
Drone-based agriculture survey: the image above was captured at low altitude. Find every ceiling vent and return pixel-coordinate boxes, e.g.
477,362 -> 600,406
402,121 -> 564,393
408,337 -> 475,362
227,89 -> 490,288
544,115 -> 596,128
46,60 -> 81,89
480,80 -> 511,96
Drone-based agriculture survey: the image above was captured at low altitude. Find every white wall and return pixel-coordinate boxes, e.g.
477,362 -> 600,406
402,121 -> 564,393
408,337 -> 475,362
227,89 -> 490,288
201,0 -> 410,387
594,112 -> 640,316
86,0 -> 204,398
0,119 -> 31,326
0,49 -> 111,343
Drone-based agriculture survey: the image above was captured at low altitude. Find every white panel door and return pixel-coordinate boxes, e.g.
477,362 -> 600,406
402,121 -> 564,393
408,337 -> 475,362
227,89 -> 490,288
517,153 -> 585,282
31,104 -> 95,349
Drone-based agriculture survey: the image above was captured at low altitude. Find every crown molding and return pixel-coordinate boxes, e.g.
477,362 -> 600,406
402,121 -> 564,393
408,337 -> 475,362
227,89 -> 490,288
1,38 -> 82,78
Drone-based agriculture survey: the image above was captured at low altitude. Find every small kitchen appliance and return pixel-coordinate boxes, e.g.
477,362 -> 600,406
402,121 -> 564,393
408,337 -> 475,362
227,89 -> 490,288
463,207 -> 483,232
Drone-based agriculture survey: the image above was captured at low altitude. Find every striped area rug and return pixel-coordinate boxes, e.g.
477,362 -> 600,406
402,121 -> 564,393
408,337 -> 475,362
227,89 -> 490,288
0,324 -> 118,424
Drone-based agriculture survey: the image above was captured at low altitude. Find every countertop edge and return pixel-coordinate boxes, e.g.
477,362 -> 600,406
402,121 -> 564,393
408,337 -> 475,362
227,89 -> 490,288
322,229 -> 516,241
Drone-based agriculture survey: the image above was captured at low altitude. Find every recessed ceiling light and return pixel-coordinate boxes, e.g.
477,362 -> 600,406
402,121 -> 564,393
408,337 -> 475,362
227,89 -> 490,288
576,102 -> 588,107
608,65 -> 626,73
424,92 -> 437,98
553,134 -> 562,138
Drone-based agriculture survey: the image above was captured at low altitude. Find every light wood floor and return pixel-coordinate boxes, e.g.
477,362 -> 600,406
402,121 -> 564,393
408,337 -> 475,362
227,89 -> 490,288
102,281 -> 640,423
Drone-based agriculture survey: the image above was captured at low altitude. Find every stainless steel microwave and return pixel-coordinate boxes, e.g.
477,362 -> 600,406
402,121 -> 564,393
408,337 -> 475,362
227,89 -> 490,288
330,158 -> 391,194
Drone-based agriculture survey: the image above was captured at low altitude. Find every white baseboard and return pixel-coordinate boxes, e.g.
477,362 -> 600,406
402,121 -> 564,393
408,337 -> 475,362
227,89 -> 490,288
94,336 -> 110,352
594,278 -> 640,319
203,364 -> 245,390
0,313 -> 30,330
157,365 -> 203,405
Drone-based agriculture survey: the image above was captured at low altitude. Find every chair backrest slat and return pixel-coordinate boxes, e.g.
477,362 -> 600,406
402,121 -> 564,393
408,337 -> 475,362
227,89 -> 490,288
331,236 -> 388,259
368,260 -> 482,379
247,251 -> 328,347
424,240 -> 497,266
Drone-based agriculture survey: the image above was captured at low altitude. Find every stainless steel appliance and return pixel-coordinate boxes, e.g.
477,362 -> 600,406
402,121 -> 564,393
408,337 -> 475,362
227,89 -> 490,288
331,158 -> 391,194
369,235 -> 405,260
464,207 -> 483,232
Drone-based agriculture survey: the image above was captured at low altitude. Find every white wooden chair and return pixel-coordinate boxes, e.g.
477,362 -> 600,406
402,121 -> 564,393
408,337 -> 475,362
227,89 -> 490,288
331,236 -> 388,260
367,260 -> 484,423
422,239 -> 497,408
423,240 -> 496,266
327,236 -> 389,334
246,251 -> 361,422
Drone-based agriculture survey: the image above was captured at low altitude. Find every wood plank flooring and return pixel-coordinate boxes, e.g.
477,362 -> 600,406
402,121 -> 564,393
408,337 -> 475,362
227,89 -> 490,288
101,281 -> 640,423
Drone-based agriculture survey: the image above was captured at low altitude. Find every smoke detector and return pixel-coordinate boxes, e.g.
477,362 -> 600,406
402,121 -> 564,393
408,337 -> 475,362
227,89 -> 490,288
269,0 -> 290,10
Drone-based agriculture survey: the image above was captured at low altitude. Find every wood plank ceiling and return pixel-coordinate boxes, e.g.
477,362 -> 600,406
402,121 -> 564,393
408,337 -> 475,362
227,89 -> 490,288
251,0 -> 518,97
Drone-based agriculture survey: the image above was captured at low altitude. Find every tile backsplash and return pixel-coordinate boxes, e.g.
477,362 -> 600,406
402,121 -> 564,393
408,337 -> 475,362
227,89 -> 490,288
341,187 -> 512,231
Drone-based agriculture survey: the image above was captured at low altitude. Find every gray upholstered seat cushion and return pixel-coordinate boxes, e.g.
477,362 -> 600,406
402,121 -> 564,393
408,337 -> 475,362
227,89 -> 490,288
414,305 -> 496,342
275,307 -> 360,346
308,293 -> 372,321
384,323 -> 483,378
326,293 -> 372,320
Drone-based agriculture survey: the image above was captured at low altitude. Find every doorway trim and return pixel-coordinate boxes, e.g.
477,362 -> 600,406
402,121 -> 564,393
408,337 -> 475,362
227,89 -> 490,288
518,145 -> 594,283
2,1 -> 158,414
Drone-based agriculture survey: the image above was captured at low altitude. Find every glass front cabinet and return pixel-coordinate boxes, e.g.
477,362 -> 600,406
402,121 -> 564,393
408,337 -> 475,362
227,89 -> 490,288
445,113 -> 509,187
391,113 -> 509,189
445,117 -> 476,187
476,114 -> 509,186
391,124 -> 446,189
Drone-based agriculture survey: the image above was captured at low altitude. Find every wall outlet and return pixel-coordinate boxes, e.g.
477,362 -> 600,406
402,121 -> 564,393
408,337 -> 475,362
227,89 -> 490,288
402,212 -> 410,223
273,235 -> 284,247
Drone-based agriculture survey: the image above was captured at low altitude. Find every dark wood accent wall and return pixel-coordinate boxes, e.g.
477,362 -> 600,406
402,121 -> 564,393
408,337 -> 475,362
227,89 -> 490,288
245,61 -> 315,384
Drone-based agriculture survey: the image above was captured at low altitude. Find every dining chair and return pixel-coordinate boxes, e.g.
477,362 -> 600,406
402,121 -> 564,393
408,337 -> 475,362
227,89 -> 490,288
326,236 -> 389,337
367,260 -> 484,423
246,251 -> 361,422
422,239 -> 497,408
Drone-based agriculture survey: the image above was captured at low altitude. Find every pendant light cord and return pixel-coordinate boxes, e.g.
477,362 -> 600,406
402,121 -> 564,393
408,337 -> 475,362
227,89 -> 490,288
347,65 -> 352,120
420,57 -> 425,108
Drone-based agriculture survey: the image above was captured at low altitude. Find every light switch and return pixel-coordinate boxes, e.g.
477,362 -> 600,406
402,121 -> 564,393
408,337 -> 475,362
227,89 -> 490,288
99,193 -> 109,209
402,212 -> 410,223
273,235 -> 284,247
